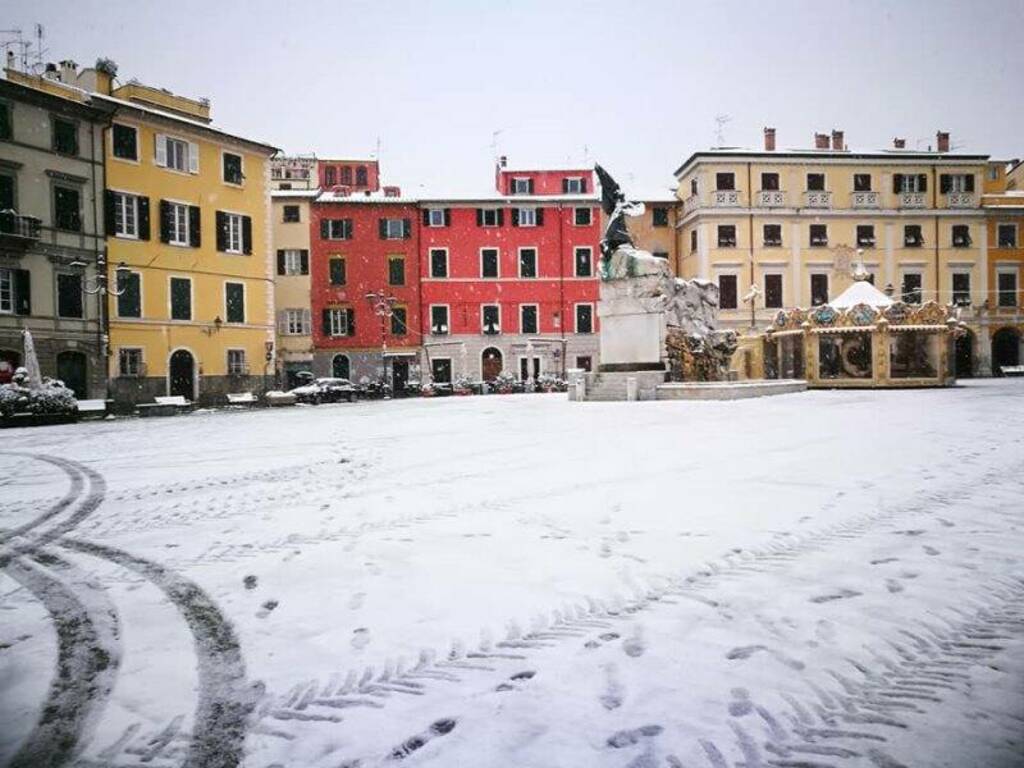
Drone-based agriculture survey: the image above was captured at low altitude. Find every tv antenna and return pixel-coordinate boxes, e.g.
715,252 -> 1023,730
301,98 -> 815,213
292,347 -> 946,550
490,129 -> 503,162
714,114 -> 732,147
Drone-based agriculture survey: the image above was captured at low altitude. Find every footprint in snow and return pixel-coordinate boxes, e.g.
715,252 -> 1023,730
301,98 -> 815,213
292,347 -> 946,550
496,670 -> 536,692
584,631 -> 620,650
599,663 -> 624,710
351,628 -> 371,649
923,545 -> 940,556
810,588 -> 862,604
607,724 -> 663,748
728,687 -> 753,716
256,599 -> 278,619
725,645 -> 805,670
389,718 -> 457,760
623,626 -> 646,658
348,592 -> 365,610
885,579 -> 905,594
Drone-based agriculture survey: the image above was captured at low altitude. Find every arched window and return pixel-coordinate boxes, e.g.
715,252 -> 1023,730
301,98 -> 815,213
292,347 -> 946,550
332,354 -> 351,380
481,347 -> 503,381
356,166 -> 368,187
340,166 -> 353,186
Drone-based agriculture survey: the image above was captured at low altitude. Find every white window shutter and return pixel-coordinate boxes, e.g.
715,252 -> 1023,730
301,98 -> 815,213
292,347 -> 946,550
155,134 -> 167,167
188,142 -> 199,174
302,308 -> 311,335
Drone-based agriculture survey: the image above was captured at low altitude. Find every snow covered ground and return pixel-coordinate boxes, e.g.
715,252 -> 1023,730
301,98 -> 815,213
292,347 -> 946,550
1,381 -> 1023,768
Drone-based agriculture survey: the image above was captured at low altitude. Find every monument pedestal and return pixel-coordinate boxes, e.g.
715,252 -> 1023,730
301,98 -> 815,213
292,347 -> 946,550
596,272 -> 668,372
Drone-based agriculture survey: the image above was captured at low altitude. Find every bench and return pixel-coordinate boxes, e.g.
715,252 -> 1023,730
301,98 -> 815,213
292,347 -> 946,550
155,395 -> 192,409
264,390 -> 296,407
1001,365 -> 1024,377
76,399 -> 111,418
226,392 -> 257,406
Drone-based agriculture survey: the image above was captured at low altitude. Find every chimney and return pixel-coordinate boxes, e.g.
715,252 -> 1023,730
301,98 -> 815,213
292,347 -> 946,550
499,155 -> 507,168
58,59 -> 78,84
383,185 -> 401,198
936,131 -> 950,153
893,137 -> 906,149
44,62 -> 59,80
814,132 -> 830,150
831,130 -> 844,151
763,127 -> 776,152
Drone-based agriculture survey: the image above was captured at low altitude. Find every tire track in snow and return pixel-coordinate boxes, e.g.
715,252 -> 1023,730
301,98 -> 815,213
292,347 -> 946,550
60,538 -> 257,768
3,551 -> 121,768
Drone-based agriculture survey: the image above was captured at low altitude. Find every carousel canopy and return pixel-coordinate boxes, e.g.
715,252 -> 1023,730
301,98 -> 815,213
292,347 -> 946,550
829,279 -> 894,310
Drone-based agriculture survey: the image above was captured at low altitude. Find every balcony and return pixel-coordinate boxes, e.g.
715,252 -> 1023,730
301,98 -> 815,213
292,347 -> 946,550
899,192 -> 927,209
802,191 -> 832,208
756,190 -> 787,208
851,191 -> 880,209
711,189 -> 742,207
0,211 -> 42,244
945,192 -> 977,209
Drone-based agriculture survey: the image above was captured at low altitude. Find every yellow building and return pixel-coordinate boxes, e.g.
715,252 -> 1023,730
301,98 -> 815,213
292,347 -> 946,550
674,128 -> 991,377
630,191 -> 680,274
982,160 -> 1023,372
24,65 -> 280,408
271,190 -> 315,386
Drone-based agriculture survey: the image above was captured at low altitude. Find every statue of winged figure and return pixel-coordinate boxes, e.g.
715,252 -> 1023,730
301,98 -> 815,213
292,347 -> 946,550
594,164 -> 646,261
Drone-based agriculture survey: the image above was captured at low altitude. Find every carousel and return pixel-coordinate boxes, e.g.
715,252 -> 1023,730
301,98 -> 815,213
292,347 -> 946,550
763,265 -> 963,388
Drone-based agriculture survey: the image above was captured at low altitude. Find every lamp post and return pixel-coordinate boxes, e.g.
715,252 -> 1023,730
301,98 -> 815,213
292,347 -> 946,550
70,254 -> 130,359
365,290 -> 398,392
742,283 -> 762,329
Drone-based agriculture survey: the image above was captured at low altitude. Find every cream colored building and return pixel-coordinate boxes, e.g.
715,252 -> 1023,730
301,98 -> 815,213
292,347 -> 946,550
271,190 -> 315,386
674,128 -> 991,377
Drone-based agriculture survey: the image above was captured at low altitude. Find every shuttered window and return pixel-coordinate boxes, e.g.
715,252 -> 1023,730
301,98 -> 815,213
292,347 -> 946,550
170,277 -> 191,320
116,272 -> 141,318
225,282 -> 245,323
719,274 -> 738,309
57,273 -> 83,318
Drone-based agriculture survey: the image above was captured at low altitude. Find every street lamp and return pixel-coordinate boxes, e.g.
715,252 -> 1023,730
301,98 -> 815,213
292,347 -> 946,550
365,290 -> 398,391
742,283 -> 761,329
69,256 -> 131,296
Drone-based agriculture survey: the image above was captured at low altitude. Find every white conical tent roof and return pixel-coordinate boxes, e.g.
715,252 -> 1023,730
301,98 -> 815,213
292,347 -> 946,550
829,279 -> 894,309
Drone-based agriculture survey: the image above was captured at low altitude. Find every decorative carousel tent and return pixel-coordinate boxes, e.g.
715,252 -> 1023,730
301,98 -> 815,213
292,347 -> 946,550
763,268 -> 962,388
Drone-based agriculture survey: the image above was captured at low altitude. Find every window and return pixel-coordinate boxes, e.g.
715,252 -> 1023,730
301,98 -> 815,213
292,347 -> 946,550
575,247 -> 593,277
340,167 -> 353,186
901,273 -> 923,304
227,349 -> 247,375
810,224 -> 828,247
894,174 -> 927,193
170,277 -> 192,320
952,273 -> 971,306
575,356 -> 593,372
164,137 -> 190,172
856,225 -> 875,247
811,274 -> 829,306
430,248 -> 448,278
112,123 -> 138,160
574,207 -> 592,226
520,304 -> 538,334
652,207 -> 670,227
116,272 -> 141,317
763,224 -> 782,247
113,192 -> 139,238
57,273 -> 83,318
283,205 -> 300,223
426,208 -> 448,227
718,274 -> 738,309
854,174 -> 872,192
278,249 -> 308,276
517,207 -> 537,227
477,208 -> 502,227
952,224 -> 972,248
382,255 -> 404,286
940,174 -> 975,193
222,212 -> 243,253
322,218 -> 353,240
481,248 -> 499,278
689,178 -> 698,197
575,304 -> 594,334
0,172 -> 13,210
715,173 -> 735,191
54,186 -> 81,231
512,178 -> 531,194
482,304 -> 500,334
118,348 -> 143,376
324,166 -> 336,186
324,307 -> 353,336
225,282 -> 244,325
761,173 -> 779,191
283,309 -> 311,335
997,224 -> 1017,248
519,248 -> 537,278
717,224 -> 736,247
764,274 -> 783,309
997,271 -> 1018,307
806,173 -> 825,191
519,356 -> 541,381
329,257 -> 346,285
904,225 -> 924,248
431,305 -> 449,334
356,167 -> 368,186
431,358 -> 452,384
52,117 -> 78,156
0,268 -> 11,313
0,101 -> 10,141
381,218 -> 409,239
690,229 -> 697,252
390,307 -> 407,336
223,152 -> 243,185
564,177 -> 583,194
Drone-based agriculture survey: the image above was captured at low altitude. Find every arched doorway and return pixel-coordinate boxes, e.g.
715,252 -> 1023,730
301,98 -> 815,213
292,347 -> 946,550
332,353 -> 350,379
56,351 -> 87,399
169,349 -> 196,401
0,349 -> 19,385
992,328 -> 1021,375
954,331 -> 974,378
481,347 -> 503,381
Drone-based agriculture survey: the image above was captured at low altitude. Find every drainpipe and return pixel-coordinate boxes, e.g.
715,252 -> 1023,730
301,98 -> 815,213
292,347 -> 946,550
932,166 -> 940,303
558,201 -> 566,378
91,117 -> 109,399
747,162 -> 755,329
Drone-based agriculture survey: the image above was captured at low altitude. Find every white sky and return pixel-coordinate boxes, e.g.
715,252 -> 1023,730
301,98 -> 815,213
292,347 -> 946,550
4,0 -> 1023,195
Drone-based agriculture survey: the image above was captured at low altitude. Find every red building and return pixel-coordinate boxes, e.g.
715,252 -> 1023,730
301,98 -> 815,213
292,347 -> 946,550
308,161 -> 601,389
318,159 -> 380,192
309,187 -> 421,386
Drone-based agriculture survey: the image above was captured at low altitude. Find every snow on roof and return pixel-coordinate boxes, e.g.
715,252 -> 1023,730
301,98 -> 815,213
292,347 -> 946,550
271,190 -> 319,199
314,189 -> 601,205
829,279 -> 895,309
